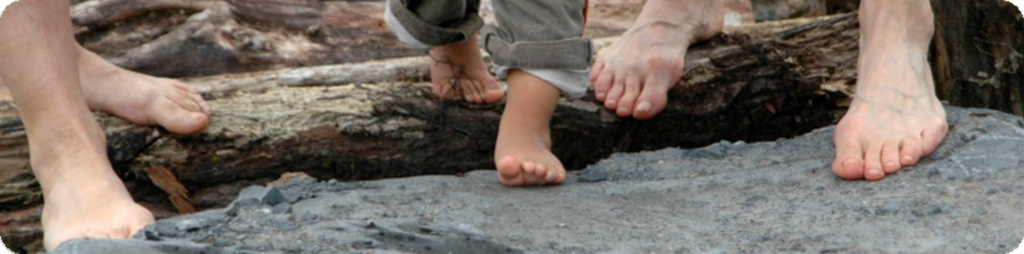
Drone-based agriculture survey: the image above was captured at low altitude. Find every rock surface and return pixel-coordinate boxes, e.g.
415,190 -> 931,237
52,106 -> 1024,253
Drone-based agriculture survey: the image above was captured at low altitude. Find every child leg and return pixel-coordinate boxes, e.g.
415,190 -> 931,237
487,0 -> 591,186
494,70 -> 565,186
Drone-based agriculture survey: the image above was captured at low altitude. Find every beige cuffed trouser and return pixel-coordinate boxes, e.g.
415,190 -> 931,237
384,0 -> 592,98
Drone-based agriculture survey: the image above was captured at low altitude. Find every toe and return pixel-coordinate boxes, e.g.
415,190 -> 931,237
482,82 -> 505,104
521,161 -> 538,175
832,137 -> 865,180
920,124 -> 949,155
149,99 -> 210,135
881,141 -> 901,174
463,81 -> 486,104
862,143 -> 885,181
496,156 -> 523,186
545,166 -> 565,183
168,89 -> 204,113
592,58 -> 612,101
603,75 -> 626,111
616,77 -> 642,117
593,71 -> 614,102
898,136 -> 923,166
432,81 -> 450,99
532,163 -> 549,179
631,73 -> 673,120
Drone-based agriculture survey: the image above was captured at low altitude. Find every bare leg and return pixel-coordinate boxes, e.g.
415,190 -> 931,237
428,36 -> 504,104
832,0 -> 947,180
0,46 -> 211,135
0,1 -> 154,250
591,0 -> 724,120
494,70 -> 565,186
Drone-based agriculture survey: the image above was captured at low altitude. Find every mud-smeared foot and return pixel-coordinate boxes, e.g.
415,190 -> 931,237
428,36 -> 504,104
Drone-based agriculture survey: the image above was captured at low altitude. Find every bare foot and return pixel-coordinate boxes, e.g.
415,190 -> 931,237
832,0 -> 947,180
30,111 -> 154,251
76,47 -> 211,135
40,154 -> 155,251
591,0 -> 723,120
494,71 -> 565,186
428,36 -> 504,104
0,47 -> 211,135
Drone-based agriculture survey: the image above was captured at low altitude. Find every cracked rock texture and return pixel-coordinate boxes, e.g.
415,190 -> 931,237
52,107 -> 1024,253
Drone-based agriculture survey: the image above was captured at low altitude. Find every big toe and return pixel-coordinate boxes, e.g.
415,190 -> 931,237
631,77 -> 672,120
481,83 -> 505,104
632,94 -> 668,120
832,140 -> 866,180
149,98 -> 210,135
497,156 -> 525,186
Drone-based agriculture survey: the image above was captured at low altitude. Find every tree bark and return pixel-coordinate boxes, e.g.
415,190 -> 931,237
930,0 -> 1024,115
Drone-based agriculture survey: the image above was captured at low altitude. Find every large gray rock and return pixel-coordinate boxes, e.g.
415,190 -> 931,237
52,107 -> 1024,253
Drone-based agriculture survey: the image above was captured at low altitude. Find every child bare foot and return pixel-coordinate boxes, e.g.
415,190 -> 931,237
591,0 -> 723,120
831,0 -> 947,180
428,36 -> 504,104
494,71 -> 565,186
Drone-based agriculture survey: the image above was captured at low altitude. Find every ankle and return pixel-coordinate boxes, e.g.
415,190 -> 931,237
28,127 -> 109,187
634,0 -> 724,41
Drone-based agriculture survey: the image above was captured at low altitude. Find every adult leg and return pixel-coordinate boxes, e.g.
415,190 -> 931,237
0,1 -> 154,250
832,0 -> 947,180
590,0 -> 724,120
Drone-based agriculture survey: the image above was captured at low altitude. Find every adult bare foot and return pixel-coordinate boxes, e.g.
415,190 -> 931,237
39,143 -> 155,251
591,0 -> 723,120
0,47 -> 211,135
494,71 -> 565,186
832,0 -> 947,180
76,47 -> 211,135
428,36 -> 504,104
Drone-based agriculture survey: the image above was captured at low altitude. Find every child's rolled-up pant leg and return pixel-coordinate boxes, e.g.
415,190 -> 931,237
384,0 -> 484,48
486,0 -> 592,98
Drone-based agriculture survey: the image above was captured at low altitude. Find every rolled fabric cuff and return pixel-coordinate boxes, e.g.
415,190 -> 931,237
383,2 -> 431,49
384,0 -> 484,47
481,25 -> 593,70
495,67 -> 590,99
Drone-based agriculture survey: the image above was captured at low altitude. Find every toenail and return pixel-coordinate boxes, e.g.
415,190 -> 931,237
884,162 -> 898,169
617,106 -> 630,114
636,101 -> 652,112
902,156 -> 914,164
842,159 -> 859,168
596,92 -> 605,98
